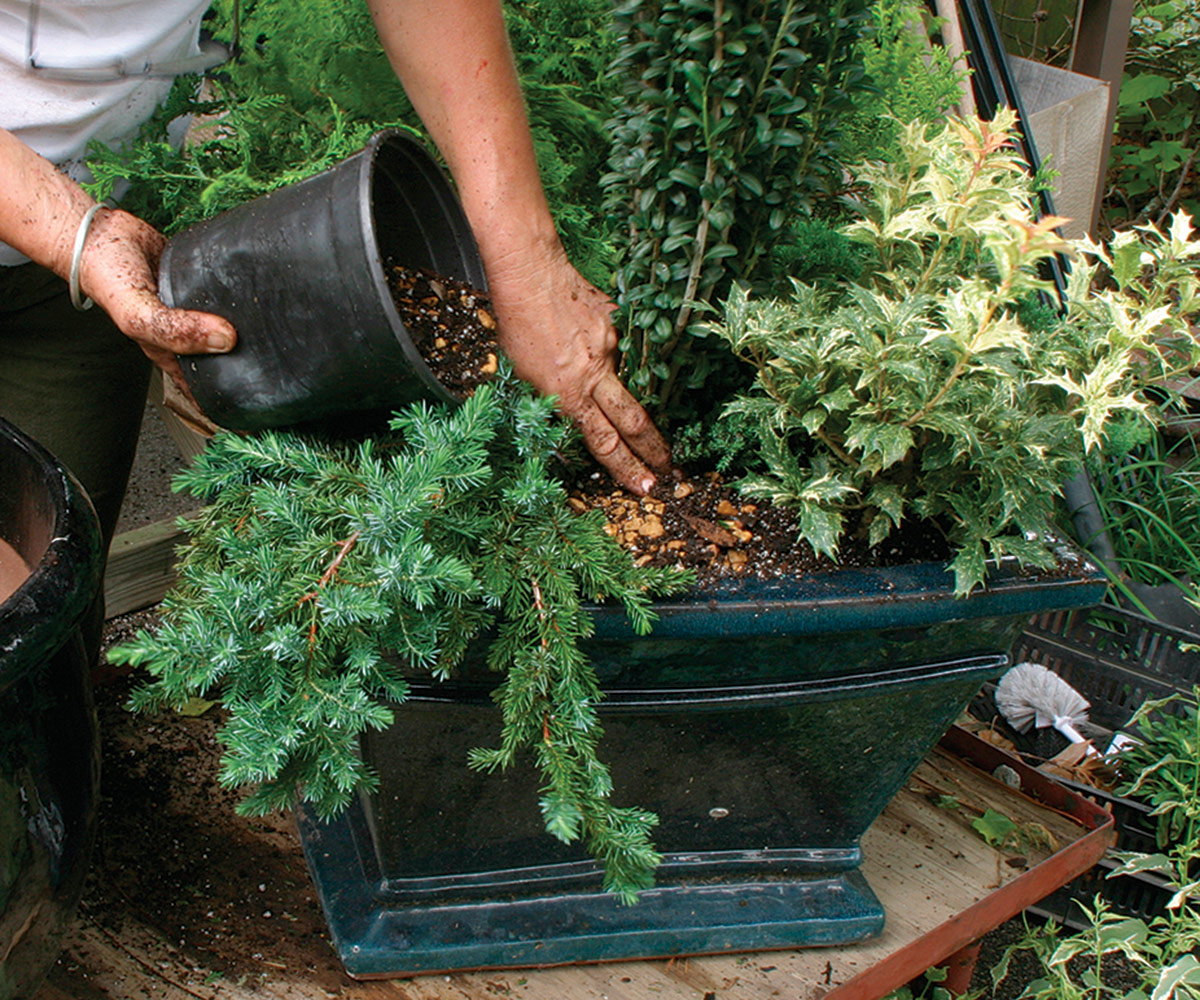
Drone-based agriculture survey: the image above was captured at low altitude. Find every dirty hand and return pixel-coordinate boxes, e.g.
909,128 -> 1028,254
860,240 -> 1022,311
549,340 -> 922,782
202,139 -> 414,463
486,244 -> 671,495
75,207 -> 236,393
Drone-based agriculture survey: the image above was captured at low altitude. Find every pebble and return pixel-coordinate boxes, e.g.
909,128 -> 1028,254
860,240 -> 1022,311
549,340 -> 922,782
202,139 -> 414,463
638,516 -> 664,538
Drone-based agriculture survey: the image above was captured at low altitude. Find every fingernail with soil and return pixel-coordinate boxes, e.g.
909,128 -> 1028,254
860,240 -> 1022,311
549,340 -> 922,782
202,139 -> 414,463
640,476 -> 656,495
206,334 -> 232,352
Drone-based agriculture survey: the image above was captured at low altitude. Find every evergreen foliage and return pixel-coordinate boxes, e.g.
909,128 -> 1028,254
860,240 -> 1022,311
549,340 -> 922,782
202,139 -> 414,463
83,0 -> 621,281
108,372 -> 691,901
703,112 -> 1200,594
602,0 -> 873,420
839,0 -> 969,164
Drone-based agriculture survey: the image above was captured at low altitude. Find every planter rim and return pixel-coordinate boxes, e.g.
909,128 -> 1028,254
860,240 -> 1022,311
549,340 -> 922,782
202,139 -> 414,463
0,417 -> 102,691
591,547 -> 1105,641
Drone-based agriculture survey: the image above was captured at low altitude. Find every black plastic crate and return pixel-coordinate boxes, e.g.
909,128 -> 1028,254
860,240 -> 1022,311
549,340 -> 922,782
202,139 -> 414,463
1012,605 -> 1200,733
1033,857 -> 1175,928
974,605 -> 1200,928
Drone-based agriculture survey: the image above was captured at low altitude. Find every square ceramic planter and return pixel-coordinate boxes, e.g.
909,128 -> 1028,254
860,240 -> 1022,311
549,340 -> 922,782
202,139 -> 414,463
297,551 -> 1105,977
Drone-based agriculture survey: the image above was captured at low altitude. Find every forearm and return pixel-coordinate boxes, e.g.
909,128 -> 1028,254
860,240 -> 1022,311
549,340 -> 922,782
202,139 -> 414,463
0,128 -> 233,376
0,128 -> 96,277
366,0 -> 560,270
368,1 -> 671,491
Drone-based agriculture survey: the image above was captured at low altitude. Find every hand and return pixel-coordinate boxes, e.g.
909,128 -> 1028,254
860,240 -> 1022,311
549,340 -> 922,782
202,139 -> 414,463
486,240 -> 672,494
77,207 -> 236,398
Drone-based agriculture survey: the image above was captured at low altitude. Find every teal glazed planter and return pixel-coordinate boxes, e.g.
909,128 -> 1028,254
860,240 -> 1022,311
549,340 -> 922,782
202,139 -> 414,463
0,417 -> 103,999
297,550 -> 1105,978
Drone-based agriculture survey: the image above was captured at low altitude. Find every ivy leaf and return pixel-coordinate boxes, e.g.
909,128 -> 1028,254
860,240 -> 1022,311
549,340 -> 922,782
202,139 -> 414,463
972,808 -> 1017,848
1118,72 -> 1173,108
1107,852 -> 1174,879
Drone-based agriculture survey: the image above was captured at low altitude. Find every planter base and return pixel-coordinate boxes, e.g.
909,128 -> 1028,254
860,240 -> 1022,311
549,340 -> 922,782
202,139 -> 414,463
297,802 -> 884,978
297,651 -> 1014,978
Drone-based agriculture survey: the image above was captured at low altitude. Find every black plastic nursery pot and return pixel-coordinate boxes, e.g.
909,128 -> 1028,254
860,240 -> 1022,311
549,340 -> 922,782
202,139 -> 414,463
297,550 -> 1106,978
159,130 -> 487,431
0,417 -> 103,999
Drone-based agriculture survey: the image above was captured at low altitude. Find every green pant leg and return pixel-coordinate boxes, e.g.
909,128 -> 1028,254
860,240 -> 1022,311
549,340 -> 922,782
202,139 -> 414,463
0,262 -> 151,553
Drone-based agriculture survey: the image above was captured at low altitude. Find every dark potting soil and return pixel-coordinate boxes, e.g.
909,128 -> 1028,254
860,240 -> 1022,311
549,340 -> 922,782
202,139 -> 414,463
566,465 -> 953,590
380,265 -> 1054,594
385,263 -> 499,398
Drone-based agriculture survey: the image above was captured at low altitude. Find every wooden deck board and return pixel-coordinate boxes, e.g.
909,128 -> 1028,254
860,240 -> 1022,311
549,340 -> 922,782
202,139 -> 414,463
39,744 -> 1100,1000
103,518 -> 188,618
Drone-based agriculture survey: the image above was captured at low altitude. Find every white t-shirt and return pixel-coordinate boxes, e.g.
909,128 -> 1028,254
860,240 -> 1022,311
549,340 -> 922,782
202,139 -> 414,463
0,0 -> 212,264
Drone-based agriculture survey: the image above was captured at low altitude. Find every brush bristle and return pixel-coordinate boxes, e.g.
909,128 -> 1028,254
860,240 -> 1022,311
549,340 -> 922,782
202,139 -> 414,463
995,662 -> 1089,733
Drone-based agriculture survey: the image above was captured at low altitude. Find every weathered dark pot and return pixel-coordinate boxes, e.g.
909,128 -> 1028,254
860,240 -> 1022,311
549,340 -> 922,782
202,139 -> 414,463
0,417 -> 103,999
297,548 -> 1105,978
159,130 -> 487,431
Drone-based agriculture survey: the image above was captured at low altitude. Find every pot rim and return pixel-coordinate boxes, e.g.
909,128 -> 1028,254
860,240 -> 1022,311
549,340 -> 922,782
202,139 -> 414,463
359,129 -> 468,408
590,546 -> 1106,640
0,417 -> 103,691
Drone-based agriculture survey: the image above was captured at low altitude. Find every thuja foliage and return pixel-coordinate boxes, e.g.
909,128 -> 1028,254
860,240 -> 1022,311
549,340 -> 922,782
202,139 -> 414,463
84,0 -> 409,232
84,0 -> 622,279
704,111 -> 1200,595
108,373 -> 691,900
602,0 -> 872,420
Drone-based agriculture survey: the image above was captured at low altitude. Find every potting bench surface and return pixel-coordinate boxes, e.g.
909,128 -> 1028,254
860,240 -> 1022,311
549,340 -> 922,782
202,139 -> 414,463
35,725 -> 1111,1000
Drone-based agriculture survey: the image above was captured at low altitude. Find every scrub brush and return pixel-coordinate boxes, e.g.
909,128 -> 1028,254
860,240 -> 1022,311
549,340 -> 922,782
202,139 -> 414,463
995,661 -> 1096,753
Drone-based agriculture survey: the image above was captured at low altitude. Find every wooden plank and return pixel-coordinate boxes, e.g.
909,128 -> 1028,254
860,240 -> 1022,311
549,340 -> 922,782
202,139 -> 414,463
103,517 -> 188,618
148,366 -> 214,465
37,737 -> 1110,1000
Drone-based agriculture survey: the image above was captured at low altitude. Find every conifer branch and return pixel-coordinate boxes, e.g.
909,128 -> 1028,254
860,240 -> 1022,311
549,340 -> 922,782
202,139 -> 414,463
110,370 -> 691,899
298,531 -> 361,605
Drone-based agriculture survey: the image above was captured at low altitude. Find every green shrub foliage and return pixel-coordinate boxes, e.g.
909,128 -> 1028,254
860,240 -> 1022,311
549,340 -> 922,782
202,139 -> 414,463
602,0 -> 872,420
839,0 -> 969,164
705,112 -> 1200,594
109,373 -> 690,901
1107,0 -> 1200,228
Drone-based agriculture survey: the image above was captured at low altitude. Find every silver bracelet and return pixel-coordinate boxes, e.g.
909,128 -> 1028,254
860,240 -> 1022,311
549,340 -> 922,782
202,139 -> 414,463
69,203 -> 106,312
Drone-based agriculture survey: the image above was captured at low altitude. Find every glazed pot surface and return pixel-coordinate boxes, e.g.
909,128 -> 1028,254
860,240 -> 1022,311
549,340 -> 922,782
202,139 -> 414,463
298,549 -> 1106,977
0,417 -> 102,1000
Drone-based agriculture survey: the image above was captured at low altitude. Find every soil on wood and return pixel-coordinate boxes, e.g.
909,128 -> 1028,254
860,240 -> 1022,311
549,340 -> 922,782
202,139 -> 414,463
386,263 -> 498,398
566,466 -> 952,591
47,610 -> 354,995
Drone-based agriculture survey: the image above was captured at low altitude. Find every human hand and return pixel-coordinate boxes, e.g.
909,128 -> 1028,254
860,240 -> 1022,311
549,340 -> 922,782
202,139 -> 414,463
486,241 -> 671,494
76,207 -> 236,397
